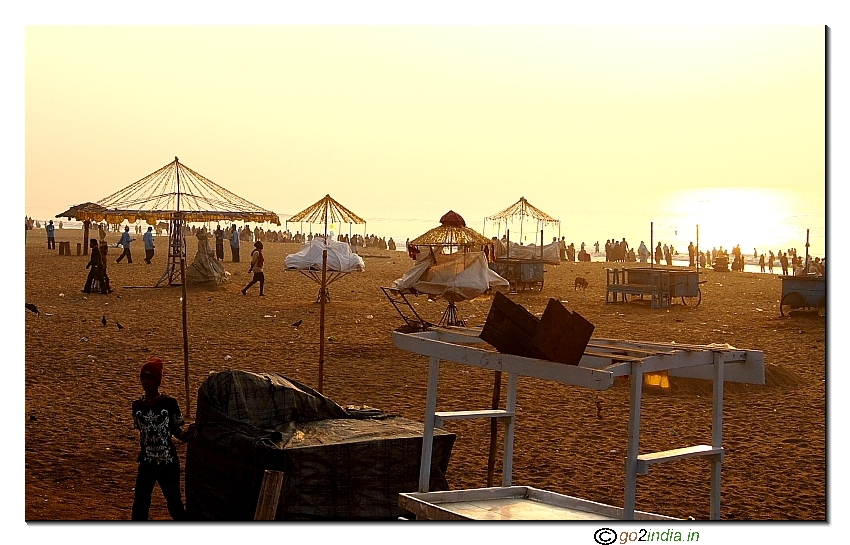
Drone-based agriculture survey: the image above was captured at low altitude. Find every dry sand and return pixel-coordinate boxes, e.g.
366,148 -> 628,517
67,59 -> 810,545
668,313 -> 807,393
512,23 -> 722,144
24,229 -> 826,520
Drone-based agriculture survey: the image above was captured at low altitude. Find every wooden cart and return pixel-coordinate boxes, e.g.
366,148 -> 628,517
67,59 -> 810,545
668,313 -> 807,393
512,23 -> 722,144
779,275 -> 825,317
392,328 -> 764,520
606,267 -> 703,308
488,258 -> 544,293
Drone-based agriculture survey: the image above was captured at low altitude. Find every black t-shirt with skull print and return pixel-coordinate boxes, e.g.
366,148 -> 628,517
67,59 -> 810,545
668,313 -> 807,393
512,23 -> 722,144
132,395 -> 185,465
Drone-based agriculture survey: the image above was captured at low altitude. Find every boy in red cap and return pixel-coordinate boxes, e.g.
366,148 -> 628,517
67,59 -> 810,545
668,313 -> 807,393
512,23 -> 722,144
131,357 -> 194,520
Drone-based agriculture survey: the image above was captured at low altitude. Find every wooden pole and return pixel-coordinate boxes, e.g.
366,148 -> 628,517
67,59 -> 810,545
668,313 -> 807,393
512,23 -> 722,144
696,224 -> 700,273
318,250 -> 327,393
83,220 -> 90,255
486,371 -> 502,487
805,228 -> 810,270
254,470 -> 285,520
650,221 -> 654,270
180,256 -> 190,418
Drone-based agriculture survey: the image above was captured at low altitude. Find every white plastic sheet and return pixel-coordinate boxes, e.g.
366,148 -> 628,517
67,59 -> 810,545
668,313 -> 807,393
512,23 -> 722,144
392,251 -> 509,302
285,237 -> 365,272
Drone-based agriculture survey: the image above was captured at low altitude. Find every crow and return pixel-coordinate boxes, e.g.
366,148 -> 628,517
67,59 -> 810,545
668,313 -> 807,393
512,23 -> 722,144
291,320 -> 303,328
116,322 -> 124,330
25,303 -> 40,316
102,315 -> 107,326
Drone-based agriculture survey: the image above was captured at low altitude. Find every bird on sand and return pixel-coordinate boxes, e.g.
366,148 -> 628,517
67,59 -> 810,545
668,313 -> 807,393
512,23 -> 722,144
25,303 -> 40,316
291,320 -> 303,328
101,315 -> 107,326
116,322 -> 124,330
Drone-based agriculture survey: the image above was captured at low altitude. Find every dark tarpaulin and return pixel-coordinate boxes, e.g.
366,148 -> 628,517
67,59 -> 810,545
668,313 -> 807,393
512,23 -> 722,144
186,370 -> 455,520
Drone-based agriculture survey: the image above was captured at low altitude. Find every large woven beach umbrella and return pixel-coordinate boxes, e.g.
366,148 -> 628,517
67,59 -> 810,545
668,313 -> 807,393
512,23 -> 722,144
410,210 -> 490,251
59,157 -> 280,286
485,196 -> 560,243
285,194 -> 365,239
57,157 -> 280,417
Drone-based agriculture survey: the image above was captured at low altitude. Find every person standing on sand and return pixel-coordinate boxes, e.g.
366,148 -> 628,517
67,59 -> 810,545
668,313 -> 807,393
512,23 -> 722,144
214,224 -> 225,261
241,241 -> 265,296
46,220 -> 56,250
116,226 -> 135,264
82,238 -> 108,294
655,242 -> 663,265
759,254 -> 765,273
143,226 -> 156,265
230,224 -> 240,262
131,357 -> 194,520
768,251 -> 775,273
780,252 -> 789,275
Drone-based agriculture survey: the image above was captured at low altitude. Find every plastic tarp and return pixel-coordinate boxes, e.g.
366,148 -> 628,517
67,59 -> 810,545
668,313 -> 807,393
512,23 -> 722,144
284,237 -> 365,272
498,240 -> 562,264
185,231 -> 229,284
185,370 -> 455,520
392,251 -> 509,303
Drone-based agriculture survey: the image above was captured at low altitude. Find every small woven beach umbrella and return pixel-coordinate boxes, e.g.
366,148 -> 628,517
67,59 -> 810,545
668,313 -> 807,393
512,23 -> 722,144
410,210 -> 490,250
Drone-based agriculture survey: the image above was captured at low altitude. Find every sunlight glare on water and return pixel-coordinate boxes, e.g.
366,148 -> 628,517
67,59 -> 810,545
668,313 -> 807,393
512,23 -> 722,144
659,187 -> 825,257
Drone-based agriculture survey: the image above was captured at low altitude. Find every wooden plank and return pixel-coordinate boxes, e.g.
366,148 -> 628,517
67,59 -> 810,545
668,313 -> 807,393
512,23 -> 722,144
531,299 -> 595,366
435,409 -> 514,421
636,445 -> 723,475
253,469 -> 284,520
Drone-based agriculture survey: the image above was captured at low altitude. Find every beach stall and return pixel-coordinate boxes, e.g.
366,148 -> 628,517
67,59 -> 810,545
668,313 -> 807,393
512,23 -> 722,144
284,194 -> 367,303
484,196 -> 561,247
484,197 -> 561,292
392,295 -> 765,520
392,211 -> 503,327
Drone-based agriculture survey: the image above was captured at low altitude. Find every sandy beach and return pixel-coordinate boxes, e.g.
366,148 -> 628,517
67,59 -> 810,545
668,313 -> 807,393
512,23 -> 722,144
24,228 -> 825,521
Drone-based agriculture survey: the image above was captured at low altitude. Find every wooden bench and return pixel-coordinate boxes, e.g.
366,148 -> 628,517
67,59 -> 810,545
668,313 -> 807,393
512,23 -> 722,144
636,444 -> 724,475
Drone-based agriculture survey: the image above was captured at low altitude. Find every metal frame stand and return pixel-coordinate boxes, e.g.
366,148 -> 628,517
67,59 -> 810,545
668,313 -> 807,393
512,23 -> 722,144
156,218 -> 186,287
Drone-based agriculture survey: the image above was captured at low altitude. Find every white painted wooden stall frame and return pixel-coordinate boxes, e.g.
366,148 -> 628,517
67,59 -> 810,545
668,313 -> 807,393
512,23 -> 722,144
392,328 -> 765,520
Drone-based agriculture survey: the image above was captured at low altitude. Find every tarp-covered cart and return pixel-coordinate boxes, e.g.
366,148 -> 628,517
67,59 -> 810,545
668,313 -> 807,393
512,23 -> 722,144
392,320 -> 764,520
779,275 -> 825,317
185,370 -> 455,520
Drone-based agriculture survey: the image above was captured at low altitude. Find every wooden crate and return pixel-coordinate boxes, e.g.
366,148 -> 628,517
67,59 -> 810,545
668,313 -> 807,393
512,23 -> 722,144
480,292 -> 593,365
531,298 -> 594,365
479,291 -> 546,359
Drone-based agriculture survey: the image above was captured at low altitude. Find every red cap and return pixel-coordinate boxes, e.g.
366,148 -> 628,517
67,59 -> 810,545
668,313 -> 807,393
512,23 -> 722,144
140,357 -> 164,385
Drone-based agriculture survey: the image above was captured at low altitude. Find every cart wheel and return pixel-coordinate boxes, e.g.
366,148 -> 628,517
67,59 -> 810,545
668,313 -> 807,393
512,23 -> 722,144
780,292 -> 805,317
681,287 -> 702,307
817,296 -> 825,318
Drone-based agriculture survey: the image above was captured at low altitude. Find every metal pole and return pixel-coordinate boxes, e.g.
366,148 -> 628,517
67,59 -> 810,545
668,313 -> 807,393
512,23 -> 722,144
318,250 -> 327,393
487,371 -> 502,487
624,360 -> 644,519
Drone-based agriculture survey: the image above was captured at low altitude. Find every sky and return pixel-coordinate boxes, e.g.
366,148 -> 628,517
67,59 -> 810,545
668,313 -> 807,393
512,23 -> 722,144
6,1 -> 846,542
22,24 -> 826,248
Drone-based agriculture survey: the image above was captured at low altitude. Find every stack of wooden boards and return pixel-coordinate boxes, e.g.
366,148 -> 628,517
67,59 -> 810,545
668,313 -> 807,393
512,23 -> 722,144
480,291 -> 594,365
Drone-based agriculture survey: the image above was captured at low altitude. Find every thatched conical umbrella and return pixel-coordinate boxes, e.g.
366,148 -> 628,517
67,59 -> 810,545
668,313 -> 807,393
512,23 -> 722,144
286,194 -> 365,240
410,210 -> 490,252
485,196 -> 560,243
